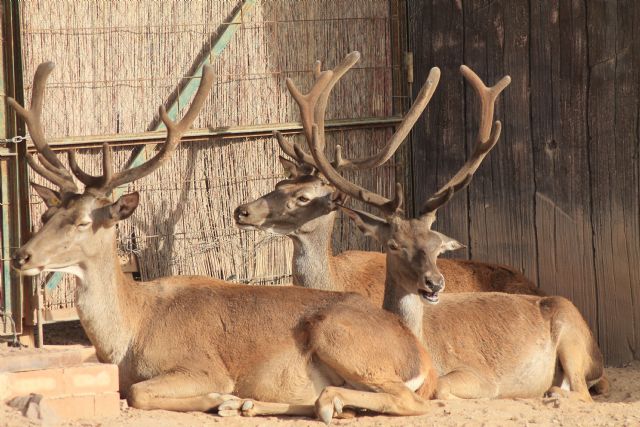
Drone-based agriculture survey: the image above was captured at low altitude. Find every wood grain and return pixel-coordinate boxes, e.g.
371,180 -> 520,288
409,0 -> 640,365
408,0 -> 468,259
529,0 -> 598,336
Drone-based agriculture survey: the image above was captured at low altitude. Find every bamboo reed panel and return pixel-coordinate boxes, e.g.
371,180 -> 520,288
17,1 -> 398,311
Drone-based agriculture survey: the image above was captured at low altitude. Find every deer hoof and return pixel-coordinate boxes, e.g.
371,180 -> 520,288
316,388 -> 342,425
218,399 -> 257,417
317,404 -> 334,425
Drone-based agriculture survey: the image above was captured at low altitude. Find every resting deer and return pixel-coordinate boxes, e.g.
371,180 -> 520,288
269,52 -> 607,401
234,53 -> 540,304
10,62 -> 439,423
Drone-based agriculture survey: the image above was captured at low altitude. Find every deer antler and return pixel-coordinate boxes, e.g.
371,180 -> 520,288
8,62 -> 215,197
308,65 -> 510,220
68,65 -> 215,195
309,123 -> 404,216
7,62 -> 80,193
418,66 -> 511,221
277,51 -> 440,173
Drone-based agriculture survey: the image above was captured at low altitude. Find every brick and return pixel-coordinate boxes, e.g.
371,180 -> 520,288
0,346 -> 96,373
1,363 -> 119,400
8,392 -> 121,422
39,393 -> 95,421
0,368 -> 65,400
62,364 -> 119,395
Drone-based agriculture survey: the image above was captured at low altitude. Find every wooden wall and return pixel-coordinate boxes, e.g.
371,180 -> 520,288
408,0 -> 639,366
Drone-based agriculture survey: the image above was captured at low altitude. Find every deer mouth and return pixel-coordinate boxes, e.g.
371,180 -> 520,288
14,266 -> 44,276
234,219 -> 258,230
418,289 -> 440,304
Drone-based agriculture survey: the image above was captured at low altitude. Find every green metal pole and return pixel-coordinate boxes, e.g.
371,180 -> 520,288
44,0 -> 255,291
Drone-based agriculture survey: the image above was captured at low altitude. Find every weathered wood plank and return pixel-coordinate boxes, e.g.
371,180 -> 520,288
408,0 -> 468,259
529,0 -> 598,336
587,0 -> 640,365
464,0 -> 538,282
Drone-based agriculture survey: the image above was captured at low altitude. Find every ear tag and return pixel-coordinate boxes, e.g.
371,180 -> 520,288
50,197 -> 61,207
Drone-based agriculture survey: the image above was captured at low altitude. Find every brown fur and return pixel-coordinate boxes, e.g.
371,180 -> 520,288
10,61 -> 435,422
417,292 -> 604,399
235,173 -> 543,303
13,192 -> 437,422
333,252 -> 542,307
235,172 -> 605,401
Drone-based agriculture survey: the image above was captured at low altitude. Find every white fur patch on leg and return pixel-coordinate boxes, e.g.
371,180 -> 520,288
404,374 -> 425,392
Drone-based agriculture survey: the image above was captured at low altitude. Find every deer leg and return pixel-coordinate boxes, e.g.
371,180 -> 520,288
217,399 -> 316,417
315,383 -> 430,424
216,398 -> 358,418
548,348 -> 592,402
547,298 -> 596,403
302,306 -> 434,423
128,372 -> 238,412
435,367 -> 499,399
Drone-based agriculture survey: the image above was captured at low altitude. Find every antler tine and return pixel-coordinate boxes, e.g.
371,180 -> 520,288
25,153 -> 77,193
309,124 -> 403,216
284,64 -> 333,162
418,66 -> 511,219
279,52 -> 360,168
98,65 -> 215,194
7,62 -> 79,193
312,51 -> 361,147
273,130 -> 317,167
334,66 -> 441,170
67,142 -> 114,189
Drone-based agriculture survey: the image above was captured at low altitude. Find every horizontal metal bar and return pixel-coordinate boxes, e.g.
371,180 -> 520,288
1,116 -> 402,153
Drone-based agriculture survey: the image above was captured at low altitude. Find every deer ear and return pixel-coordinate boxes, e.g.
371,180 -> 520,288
31,182 -> 62,208
328,190 -> 348,210
433,231 -> 466,252
279,156 -> 305,178
109,192 -> 140,221
339,205 -> 389,241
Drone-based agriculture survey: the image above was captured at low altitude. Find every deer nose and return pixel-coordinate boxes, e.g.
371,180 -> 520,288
12,249 -> 32,269
424,276 -> 445,293
234,205 -> 250,221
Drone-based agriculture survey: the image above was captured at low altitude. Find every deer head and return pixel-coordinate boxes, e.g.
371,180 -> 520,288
305,57 -> 510,304
234,51 -> 441,235
10,62 -> 214,277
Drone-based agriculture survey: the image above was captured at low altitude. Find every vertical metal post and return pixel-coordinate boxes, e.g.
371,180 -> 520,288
1,0 -> 32,344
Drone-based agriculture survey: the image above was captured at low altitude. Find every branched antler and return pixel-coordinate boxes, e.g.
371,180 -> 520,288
8,62 -> 215,197
418,66 -> 511,221
81,65 -> 215,195
307,64 -> 510,220
8,62 -> 79,193
276,51 -> 440,174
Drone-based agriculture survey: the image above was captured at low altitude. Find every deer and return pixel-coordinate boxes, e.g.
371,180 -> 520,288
234,52 -> 541,307
258,51 -> 607,402
9,62 -> 440,423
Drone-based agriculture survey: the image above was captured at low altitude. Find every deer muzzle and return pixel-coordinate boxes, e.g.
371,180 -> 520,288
11,248 -> 43,275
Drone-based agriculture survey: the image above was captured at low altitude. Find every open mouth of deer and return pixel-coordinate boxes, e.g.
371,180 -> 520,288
418,289 -> 440,304
234,219 -> 258,230
14,265 -> 45,276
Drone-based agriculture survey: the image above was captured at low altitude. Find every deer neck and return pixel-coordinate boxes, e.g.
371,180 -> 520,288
289,211 -> 339,291
73,231 -> 140,365
382,264 -> 424,340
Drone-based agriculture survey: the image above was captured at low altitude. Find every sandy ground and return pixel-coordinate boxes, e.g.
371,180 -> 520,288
2,323 -> 639,426
2,358 -> 640,427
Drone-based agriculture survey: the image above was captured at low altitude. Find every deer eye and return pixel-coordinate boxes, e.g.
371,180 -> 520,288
76,221 -> 92,230
297,195 -> 310,203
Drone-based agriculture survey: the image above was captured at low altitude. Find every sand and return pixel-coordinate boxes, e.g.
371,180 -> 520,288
2,360 -> 639,427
